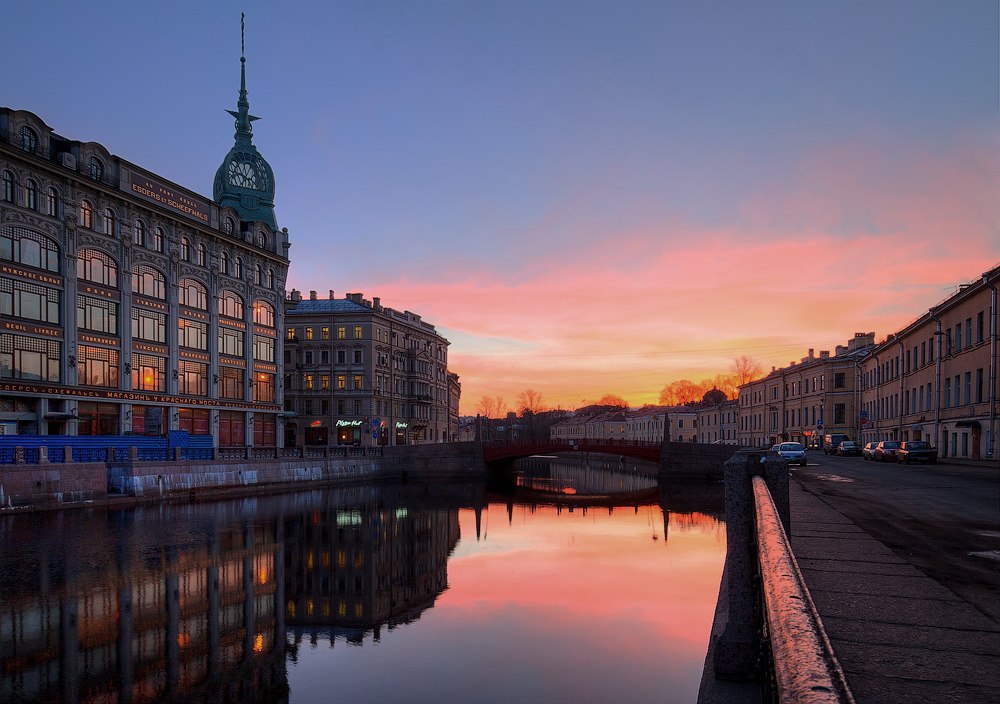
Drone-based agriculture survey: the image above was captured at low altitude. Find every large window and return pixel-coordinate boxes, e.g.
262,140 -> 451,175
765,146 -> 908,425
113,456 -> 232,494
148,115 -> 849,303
254,372 -> 275,402
77,249 -> 117,287
0,278 -> 60,324
178,319 -> 208,350
178,278 -> 208,309
219,410 -> 245,446
80,199 -> 94,229
78,345 -> 119,387
131,264 -> 166,299
2,226 -> 61,272
88,157 -> 104,180
103,208 -> 116,236
131,353 -> 166,392
77,295 -> 117,333
220,366 -> 244,400
0,333 -> 61,382
179,360 -> 208,396
253,334 -> 275,363
2,170 -> 13,202
178,408 -> 210,435
130,307 -> 166,342
219,290 -> 244,319
252,301 -> 274,327
77,402 -> 118,436
219,327 -> 244,357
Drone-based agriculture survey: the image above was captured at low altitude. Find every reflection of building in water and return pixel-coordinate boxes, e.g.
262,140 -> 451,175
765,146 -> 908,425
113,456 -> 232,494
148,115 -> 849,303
0,512 -> 286,703
284,501 -> 459,644
515,456 -> 659,495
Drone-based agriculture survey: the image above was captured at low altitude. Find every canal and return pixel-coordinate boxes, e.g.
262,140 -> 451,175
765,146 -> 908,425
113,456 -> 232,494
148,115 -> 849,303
0,454 -> 726,703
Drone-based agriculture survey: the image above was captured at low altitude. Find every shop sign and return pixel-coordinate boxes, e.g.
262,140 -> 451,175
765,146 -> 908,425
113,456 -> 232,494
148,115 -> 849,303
336,420 -> 363,427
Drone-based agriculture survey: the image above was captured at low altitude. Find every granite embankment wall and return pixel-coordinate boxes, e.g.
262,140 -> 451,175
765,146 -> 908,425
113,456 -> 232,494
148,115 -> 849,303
659,441 -> 743,480
0,441 -> 485,509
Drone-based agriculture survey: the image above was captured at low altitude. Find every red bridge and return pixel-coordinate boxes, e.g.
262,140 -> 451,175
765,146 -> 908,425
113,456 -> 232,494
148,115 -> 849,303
481,440 -> 664,465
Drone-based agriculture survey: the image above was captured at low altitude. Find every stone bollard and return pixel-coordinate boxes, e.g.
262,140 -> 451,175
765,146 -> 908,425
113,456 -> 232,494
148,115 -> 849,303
713,449 -> 789,680
38,447 -> 49,464
63,446 -> 74,463
174,447 -> 182,461
14,446 -> 25,465
128,446 -> 139,463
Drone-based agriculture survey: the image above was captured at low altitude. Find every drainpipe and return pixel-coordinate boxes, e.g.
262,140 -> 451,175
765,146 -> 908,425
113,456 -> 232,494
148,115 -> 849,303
897,338 -> 906,440
871,354 -> 879,440
929,309 -> 943,451
985,272 -> 997,459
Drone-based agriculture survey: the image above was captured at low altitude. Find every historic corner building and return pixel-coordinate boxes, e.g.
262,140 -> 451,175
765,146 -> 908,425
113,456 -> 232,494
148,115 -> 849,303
0,48 -> 291,447
283,290 -> 457,446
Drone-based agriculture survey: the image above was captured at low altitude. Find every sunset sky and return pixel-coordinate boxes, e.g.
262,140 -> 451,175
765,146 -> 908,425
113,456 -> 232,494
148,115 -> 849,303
6,1 -> 998,413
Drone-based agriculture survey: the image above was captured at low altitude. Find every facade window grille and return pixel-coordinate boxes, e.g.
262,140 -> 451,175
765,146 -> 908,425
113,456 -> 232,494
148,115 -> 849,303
254,372 -> 275,402
218,327 -> 244,357
131,307 -> 167,343
218,290 -> 244,319
178,318 -> 208,350
253,334 -> 275,362
131,264 -> 166,300
78,345 -> 119,388
76,249 -> 117,286
253,301 -> 274,327
20,126 -> 38,153
2,225 -> 61,273
220,367 -> 244,399
77,295 -> 117,334
179,278 -> 208,309
179,360 -> 208,396
0,277 -> 61,324
0,333 -> 61,382
131,352 -> 165,391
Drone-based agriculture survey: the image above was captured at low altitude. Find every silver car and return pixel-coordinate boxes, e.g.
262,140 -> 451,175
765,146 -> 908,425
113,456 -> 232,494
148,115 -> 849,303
776,441 -> 808,467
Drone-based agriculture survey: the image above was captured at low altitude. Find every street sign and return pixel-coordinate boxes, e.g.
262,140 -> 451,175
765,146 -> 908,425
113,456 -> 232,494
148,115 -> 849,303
817,424 -> 824,432
859,410 -> 869,420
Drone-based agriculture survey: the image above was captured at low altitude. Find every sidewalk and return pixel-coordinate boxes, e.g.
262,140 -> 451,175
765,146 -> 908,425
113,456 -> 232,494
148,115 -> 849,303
789,478 -> 1000,703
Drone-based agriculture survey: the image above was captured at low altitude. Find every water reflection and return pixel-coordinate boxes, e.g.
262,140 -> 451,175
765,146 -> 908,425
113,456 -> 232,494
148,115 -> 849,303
0,457 -> 725,704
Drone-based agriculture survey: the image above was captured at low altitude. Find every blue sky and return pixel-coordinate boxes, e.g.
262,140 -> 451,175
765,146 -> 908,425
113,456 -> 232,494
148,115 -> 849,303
5,1 -> 998,410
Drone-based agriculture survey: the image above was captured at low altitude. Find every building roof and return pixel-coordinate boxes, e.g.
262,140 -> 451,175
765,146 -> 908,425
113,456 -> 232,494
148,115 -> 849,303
286,299 -> 372,315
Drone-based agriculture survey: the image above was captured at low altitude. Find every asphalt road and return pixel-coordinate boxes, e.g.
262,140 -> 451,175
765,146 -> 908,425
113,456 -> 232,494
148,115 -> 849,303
789,451 -> 1000,623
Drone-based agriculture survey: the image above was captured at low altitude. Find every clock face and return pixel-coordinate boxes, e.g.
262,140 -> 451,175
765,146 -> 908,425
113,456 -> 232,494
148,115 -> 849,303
228,154 -> 270,191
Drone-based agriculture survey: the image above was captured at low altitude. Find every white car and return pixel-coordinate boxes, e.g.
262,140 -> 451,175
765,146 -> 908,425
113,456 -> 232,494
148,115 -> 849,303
776,441 -> 808,467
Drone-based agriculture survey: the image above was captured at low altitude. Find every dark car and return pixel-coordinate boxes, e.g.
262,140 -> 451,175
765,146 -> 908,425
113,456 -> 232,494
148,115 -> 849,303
896,441 -> 938,464
874,440 -> 900,462
862,442 -> 879,461
836,440 -> 861,457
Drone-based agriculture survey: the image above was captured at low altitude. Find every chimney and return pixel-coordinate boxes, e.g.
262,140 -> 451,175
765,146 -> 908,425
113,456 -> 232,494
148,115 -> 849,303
348,293 -> 363,304
808,348 -> 814,358
820,351 -> 830,359
290,289 -> 301,303
373,296 -> 381,310
309,290 -> 317,300
329,290 -> 335,300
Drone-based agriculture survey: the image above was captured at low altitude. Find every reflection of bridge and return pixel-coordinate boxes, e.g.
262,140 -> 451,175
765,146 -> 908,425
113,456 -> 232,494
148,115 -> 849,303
482,440 -> 662,465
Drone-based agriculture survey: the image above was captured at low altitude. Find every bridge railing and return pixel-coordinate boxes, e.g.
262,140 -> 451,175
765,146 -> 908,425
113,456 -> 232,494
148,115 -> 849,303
714,450 -> 854,704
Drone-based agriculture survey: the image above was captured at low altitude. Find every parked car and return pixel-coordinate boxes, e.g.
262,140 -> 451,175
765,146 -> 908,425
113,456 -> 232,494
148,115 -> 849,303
836,440 -> 861,457
896,441 -> 938,464
874,440 -> 901,462
862,442 -> 879,461
823,433 -> 849,455
776,441 -> 808,467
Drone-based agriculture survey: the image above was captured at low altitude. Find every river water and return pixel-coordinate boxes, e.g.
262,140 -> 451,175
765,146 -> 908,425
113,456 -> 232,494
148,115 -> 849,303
0,454 -> 726,703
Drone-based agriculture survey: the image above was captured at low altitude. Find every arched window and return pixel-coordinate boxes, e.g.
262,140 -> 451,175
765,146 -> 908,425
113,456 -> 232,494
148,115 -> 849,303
256,231 -> 267,248
252,300 -> 275,328
180,237 -> 190,261
103,208 -> 116,236
80,200 -> 94,229
219,251 -> 229,275
133,220 -> 145,247
254,264 -> 262,285
23,180 -> 37,211
1,225 -> 61,272
235,257 -> 243,280
178,277 -> 208,309
45,187 -> 59,217
224,217 -> 235,235
197,242 -> 206,266
20,126 -> 38,153
88,157 -> 104,181
131,263 -> 166,299
152,227 -> 164,252
218,290 -> 244,319
1,171 -> 13,202
266,268 -> 275,290
76,248 -> 117,286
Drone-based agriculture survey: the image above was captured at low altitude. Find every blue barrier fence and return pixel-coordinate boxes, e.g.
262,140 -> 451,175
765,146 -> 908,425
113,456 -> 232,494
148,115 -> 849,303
0,433 -> 215,464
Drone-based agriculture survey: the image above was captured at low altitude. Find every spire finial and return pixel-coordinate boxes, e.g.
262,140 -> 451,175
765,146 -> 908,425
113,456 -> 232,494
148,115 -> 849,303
228,12 -> 259,145
241,12 -> 245,59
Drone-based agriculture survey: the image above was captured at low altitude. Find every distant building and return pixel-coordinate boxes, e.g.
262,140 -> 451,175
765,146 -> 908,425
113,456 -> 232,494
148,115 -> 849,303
697,400 -> 739,444
858,265 -> 998,460
0,45 -> 289,447
283,290 -> 453,446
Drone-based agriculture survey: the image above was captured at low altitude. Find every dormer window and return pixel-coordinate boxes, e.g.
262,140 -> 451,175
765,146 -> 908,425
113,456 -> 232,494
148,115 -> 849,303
224,217 -> 235,235
257,231 -> 267,248
20,126 -> 38,154
88,157 -> 104,181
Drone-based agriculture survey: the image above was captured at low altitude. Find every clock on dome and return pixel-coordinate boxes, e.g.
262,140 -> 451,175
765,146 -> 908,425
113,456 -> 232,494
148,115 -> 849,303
227,153 -> 270,191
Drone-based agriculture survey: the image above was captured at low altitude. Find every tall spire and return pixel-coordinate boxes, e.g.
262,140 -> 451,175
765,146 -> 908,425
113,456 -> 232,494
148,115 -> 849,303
227,12 -> 260,148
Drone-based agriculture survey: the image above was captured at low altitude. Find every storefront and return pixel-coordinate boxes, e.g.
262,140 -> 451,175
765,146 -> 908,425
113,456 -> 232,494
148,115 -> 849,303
336,419 -> 362,445
305,421 -> 327,446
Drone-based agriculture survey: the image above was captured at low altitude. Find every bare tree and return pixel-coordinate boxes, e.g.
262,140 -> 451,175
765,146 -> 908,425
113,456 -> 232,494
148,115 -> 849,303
731,355 -> 763,387
477,395 -> 507,418
516,389 -> 546,414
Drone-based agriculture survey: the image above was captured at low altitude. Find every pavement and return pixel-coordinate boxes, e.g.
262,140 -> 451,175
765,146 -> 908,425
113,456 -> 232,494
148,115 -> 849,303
789,472 -> 1000,703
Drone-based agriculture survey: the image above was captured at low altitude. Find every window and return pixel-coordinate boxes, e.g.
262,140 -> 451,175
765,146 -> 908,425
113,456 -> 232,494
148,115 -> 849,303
80,199 -> 94,229
965,318 -> 972,348
254,264 -> 261,285
266,268 -> 274,289
354,375 -> 362,390
337,375 -> 346,390
286,327 -> 295,341
833,372 -> 846,389
77,295 -> 117,334
88,157 -> 104,180
976,368 -> 984,403
180,237 -> 190,261
131,307 -> 166,343
131,353 -> 165,392
305,327 -> 313,341
1,226 -> 60,273
833,403 -> 846,424
218,327 -> 244,357
78,345 -> 118,388
321,350 -> 329,364
337,326 -> 345,339
321,375 -> 330,390
220,367 -> 244,399
178,319 -> 208,350
197,242 -> 206,267
0,278 -> 60,324
252,301 -> 274,327
179,360 -> 208,396
77,402 -> 118,435
224,217 -> 235,235
955,324 -> 962,352
45,187 -> 58,217
253,335 -> 274,363
354,325 -> 362,339
337,350 -> 345,364
235,257 -> 243,280
353,350 -> 362,364
131,264 -> 166,299
133,219 -> 145,246
76,249 -> 117,286
254,372 -> 275,402
257,231 -> 267,248
20,126 -> 38,153
152,227 -> 163,252
23,180 -> 37,210
5,333 -> 65,390
944,378 -> 951,408
1,171 -> 13,202
304,374 -> 314,391
220,251 -> 229,274
218,290 -> 244,319
178,278 -> 208,309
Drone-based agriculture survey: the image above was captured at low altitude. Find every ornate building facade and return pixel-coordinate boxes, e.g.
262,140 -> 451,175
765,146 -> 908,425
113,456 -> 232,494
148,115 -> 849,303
0,46 -> 289,446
